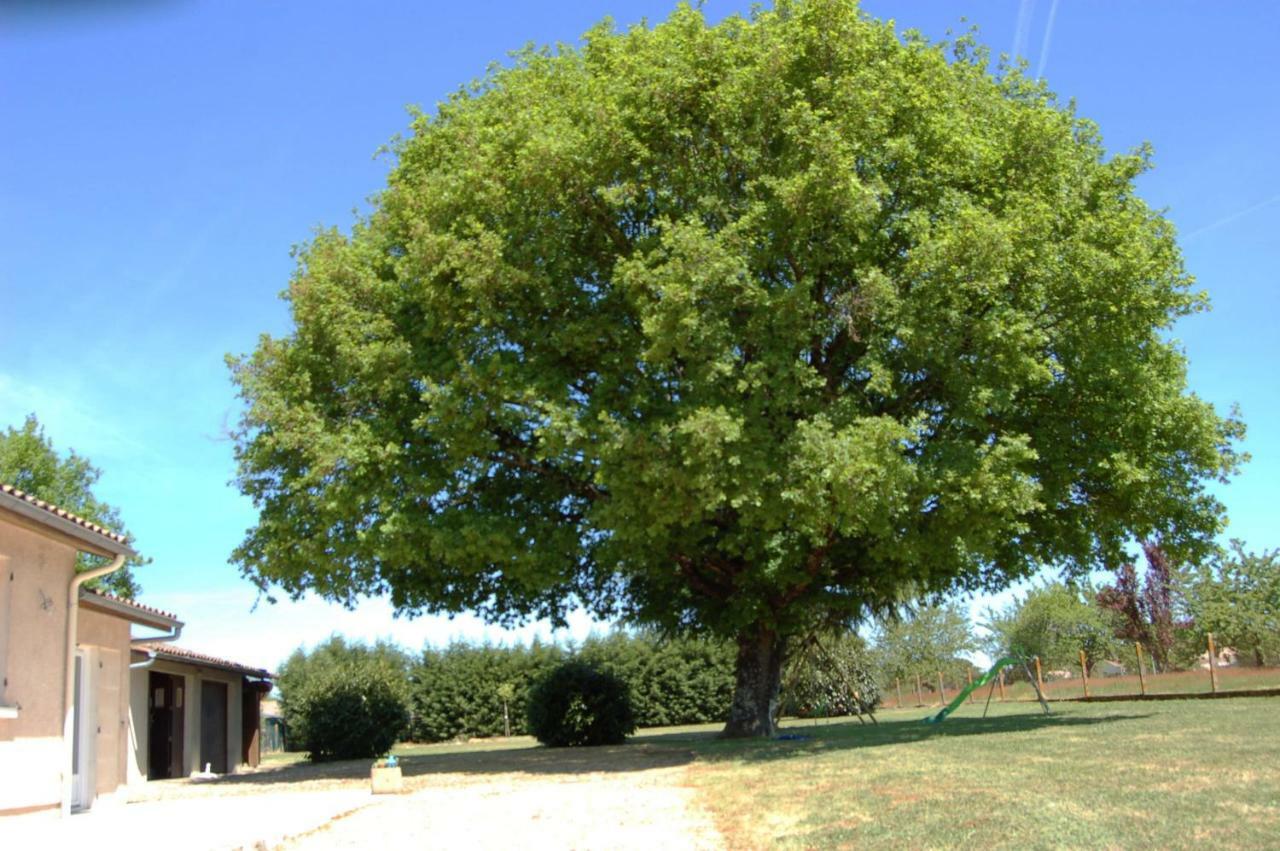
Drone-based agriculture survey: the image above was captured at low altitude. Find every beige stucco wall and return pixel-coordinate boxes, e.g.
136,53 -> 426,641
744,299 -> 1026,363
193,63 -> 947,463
127,667 -> 149,787
77,607 -> 132,804
0,521 -> 76,814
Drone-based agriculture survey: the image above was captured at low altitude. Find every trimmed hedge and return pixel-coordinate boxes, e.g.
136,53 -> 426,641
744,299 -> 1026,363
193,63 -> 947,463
409,640 -> 565,742
281,630 -> 883,749
407,633 -> 734,742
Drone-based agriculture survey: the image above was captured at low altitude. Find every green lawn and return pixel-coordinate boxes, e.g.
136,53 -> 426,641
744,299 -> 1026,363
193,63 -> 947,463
646,698 -> 1280,849
259,697 -> 1280,848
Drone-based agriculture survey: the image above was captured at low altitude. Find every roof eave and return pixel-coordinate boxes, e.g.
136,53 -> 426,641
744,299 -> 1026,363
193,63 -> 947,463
136,646 -> 272,680
0,490 -> 136,559
78,589 -> 182,631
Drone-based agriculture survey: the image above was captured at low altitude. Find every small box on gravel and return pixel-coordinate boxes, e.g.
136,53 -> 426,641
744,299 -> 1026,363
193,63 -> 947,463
370,762 -> 404,795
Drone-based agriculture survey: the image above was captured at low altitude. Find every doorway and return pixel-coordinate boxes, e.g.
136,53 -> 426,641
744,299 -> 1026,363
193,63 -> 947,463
71,649 -> 93,810
147,672 -> 185,780
200,680 -> 228,774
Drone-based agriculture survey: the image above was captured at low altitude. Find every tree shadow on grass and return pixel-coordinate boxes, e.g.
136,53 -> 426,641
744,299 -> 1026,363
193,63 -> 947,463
635,710 -> 1154,764
161,712 -> 1150,794
195,741 -> 697,791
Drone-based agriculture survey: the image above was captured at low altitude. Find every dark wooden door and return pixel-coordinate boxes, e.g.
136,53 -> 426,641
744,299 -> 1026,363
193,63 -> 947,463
200,681 -> 228,774
147,672 -> 184,780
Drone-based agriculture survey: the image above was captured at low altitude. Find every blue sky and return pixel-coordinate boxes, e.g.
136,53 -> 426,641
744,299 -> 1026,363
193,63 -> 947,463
2,1 -> 1277,670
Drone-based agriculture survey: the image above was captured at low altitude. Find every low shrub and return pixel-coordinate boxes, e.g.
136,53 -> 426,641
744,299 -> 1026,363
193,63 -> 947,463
277,636 -> 411,761
527,661 -> 636,747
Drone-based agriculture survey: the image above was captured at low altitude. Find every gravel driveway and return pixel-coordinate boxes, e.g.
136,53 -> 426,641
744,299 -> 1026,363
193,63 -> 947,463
80,738 -> 726,850
281,765 -> 724,850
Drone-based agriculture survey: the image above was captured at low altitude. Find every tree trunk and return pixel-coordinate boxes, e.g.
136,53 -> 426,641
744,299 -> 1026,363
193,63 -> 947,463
722,625 -> 786,738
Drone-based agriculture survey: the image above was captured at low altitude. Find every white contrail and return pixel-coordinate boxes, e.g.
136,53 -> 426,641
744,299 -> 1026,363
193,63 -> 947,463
1184,192 -> 1280,240
1035,0 -> 1061,78
1011,0 -> 1035,63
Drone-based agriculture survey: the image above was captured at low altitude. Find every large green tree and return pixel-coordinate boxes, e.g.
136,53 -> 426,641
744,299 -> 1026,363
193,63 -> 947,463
0,414 -> 143,598
229,2 -> 1242,735
985,582 -> 1117,673
873,603 -> 976,685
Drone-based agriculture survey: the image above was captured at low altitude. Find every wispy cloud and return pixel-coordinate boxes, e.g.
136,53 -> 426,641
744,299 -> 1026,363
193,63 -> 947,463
1011,0 -> 1036,63
0,372 -> 150,462
1035,0 -> 1061,78
1184,192 -> 1280,240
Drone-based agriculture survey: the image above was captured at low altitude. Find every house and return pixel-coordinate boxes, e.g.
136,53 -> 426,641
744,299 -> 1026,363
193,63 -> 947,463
1094,660 -> 1127,677
129,642 -> 272,780
0,483 -> 270,818
1196,646 -> 1239,670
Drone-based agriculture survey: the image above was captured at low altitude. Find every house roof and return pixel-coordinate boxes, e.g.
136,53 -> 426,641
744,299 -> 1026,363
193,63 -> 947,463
0,482 -> 136,558
134,642 -> 273,680
79,587 -> 182,631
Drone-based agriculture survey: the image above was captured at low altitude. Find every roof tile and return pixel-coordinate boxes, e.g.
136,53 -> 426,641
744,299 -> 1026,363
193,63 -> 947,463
80,587 -> 181,622
135,643 -> 273,679
0,482 -> 130,545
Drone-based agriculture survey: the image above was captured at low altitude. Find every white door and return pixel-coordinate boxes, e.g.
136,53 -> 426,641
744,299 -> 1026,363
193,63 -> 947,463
71,649 -> 95,810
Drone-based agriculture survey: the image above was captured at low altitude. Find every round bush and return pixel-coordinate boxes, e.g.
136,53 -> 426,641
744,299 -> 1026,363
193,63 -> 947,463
527,661 -> 636,747
295,666 -> 410,762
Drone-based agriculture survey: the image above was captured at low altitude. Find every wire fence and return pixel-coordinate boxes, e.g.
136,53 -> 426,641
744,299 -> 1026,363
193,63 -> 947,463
878,633 -> 1280,710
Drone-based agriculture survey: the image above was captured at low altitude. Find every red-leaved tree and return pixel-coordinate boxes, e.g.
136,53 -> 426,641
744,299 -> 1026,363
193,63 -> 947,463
1097,543 -> 1178,671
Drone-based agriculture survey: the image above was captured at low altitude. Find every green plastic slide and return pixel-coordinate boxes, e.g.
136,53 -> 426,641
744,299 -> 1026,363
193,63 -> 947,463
923,657 -> 1021,724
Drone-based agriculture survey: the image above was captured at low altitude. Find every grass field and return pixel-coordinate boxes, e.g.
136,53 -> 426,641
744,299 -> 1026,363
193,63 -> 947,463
655,698 -> 1280,848
259,697 -> 1280,848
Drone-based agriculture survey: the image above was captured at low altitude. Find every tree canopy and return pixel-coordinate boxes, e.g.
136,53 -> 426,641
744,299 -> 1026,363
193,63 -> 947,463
229,0 -> 1243,735
1097,543 -> 1178,671
1180,542 -> 1280,667
985,582 -> 1116,672
873,603 -> 976,684
0,414 -> 143,597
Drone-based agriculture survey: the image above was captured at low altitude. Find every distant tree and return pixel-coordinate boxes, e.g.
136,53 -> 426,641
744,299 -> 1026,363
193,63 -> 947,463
0,414 -> 143,597
228,1 -> 1244,737
985,582 -> 1117,673
874,603 -> 976,686
1179,542 -> 1280,667
1097,543 -> 1180,670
